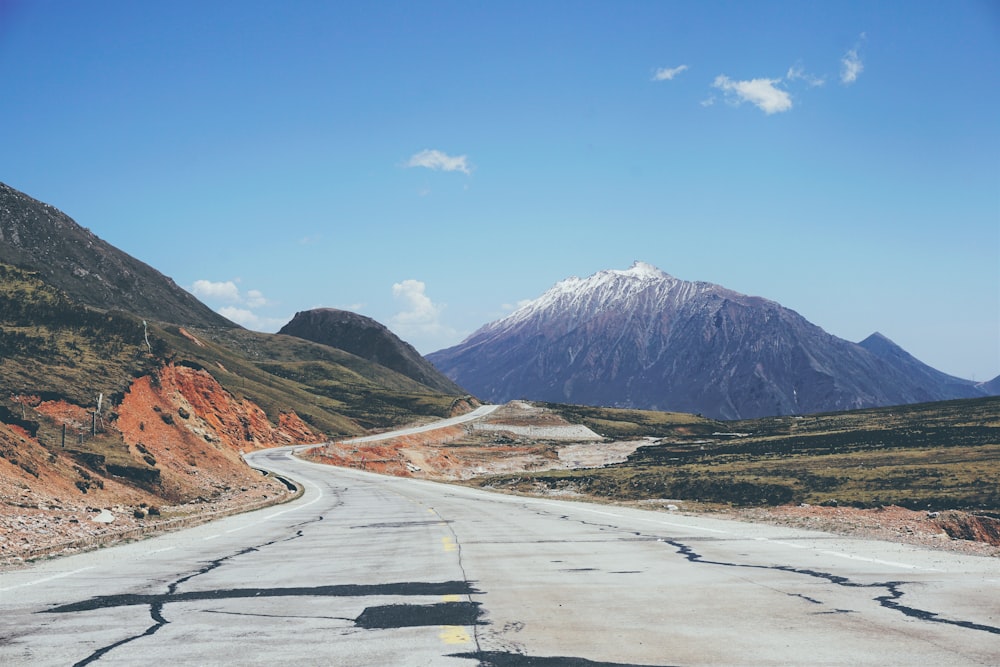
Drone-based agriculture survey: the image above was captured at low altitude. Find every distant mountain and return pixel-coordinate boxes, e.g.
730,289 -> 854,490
427,261 -> 986,419
0,182 -> 234,328
858,332 -> 986,400
279,308 -> 467,395
979,375 -> 1000,396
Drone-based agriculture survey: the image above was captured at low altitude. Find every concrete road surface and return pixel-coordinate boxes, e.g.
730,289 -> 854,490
2,445 -> 998,666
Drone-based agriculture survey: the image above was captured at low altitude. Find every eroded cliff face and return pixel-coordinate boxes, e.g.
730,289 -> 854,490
114,363 -> 323,500
1,364 -> 324,562
123,365 -> 317,446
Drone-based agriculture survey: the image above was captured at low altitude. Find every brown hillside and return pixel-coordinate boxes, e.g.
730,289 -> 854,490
1,363 -> 323,565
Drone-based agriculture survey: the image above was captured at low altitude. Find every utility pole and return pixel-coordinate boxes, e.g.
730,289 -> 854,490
92,393 -> 103,437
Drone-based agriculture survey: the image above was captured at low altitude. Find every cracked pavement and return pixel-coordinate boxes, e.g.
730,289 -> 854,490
1,446 -> 997,666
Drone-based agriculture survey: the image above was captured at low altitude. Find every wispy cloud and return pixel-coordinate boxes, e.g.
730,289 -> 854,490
712,75 -> 792,114
652,64 -> 688,81
405,149 -> 472,175
840,48 -> 864,84
786,64 -> 825,87
245,289 -> 267,308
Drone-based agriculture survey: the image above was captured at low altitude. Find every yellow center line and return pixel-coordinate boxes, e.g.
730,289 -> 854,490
439,625 -> 471,644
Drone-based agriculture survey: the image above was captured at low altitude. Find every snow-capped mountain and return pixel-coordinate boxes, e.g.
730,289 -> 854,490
427,262 -> 989,419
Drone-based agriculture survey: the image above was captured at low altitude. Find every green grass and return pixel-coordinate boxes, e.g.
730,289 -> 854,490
477,397 -> 1000,511
544,402 -> 724,438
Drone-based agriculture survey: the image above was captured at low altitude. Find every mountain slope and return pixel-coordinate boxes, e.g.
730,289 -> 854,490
278,308 -> 466,395
0,182 -> 234,328
858,332 -> 985,400
0,186 -> 477,554
980,375 -> 1000,395
427,262 -> 985,419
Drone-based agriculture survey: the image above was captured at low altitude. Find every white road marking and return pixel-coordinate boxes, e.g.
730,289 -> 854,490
817,549 -> 939,571
559,502 -> 732,534
0,566 -> 96,592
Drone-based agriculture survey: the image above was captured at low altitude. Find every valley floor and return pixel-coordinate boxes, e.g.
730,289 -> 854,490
4,400 -> 998,568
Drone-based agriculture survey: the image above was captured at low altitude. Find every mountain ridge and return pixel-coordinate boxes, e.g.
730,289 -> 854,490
0,181 -> 235,329
428,261 -> 989,419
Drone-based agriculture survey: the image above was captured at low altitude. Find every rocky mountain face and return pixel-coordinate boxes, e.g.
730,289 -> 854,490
278,308 -> 466,395
427,262 -> 989,419
0,182 -> 234,328
980,375 -> 1000,395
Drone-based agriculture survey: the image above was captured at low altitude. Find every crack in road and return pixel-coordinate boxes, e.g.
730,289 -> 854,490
59,511 -> 328,666
663,538 -> 1000,636
540,505 -> 1000,637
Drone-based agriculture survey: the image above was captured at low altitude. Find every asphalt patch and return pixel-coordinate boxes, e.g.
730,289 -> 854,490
451,651 -> 677,667
45,581 -> 480,613
355,601 -> 483,629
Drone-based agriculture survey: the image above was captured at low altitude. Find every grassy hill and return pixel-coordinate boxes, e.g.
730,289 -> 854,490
0,263 -> 467,436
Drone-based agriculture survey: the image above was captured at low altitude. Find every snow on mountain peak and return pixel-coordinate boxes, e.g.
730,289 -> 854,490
477,262 -> 689,337
623,260 -> 668,279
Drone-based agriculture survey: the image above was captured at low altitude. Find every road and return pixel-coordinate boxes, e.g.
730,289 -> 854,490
1,419 -> 998,665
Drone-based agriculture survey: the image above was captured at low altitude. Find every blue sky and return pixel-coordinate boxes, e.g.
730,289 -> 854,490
1,1 -> 998,380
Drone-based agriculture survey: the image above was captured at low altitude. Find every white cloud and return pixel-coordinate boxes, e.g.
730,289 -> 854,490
390,279 -> 457,351
786,64 -> 825,87
191,279 -> 241,302
405,149 -> 472,175
218,306 -> 287,331
218,306 -> 257,326
245,289 -> 268,308
652,64 -> 688,81
391,279 -> 442,326
713,75 -> 792,114
191,279 -> 277,330
841,48 -> 863,84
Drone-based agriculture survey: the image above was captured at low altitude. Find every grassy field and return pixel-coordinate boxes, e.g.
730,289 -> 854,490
483,397 -> 1000,511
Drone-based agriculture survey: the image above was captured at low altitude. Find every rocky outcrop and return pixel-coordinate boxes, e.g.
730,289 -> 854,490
0,363 -> 323,562
114,364 -> 322,500
279,308 -> 466,394
934,511 -> 1000,546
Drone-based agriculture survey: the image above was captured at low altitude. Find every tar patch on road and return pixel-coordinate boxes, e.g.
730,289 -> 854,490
451,651 -> 677,667
355,601 -> 484,629
351,520 -> 452,529
43,580 -> 481,613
